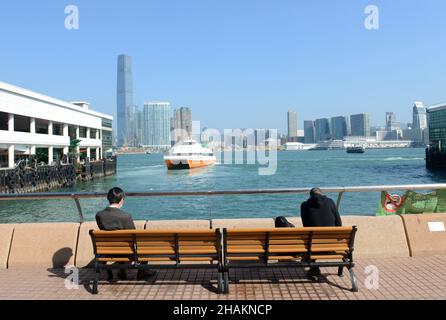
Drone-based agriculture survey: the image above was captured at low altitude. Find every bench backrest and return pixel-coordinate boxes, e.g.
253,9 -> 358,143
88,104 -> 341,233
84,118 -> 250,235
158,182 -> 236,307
90,229 -> 222,263
90,226 -> 357,264
223,226 -> 357,262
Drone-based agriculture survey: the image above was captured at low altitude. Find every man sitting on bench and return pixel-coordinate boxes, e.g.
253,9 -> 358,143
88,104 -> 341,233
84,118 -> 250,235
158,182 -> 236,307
96,187 -> 154,280
301,187 -> 343,278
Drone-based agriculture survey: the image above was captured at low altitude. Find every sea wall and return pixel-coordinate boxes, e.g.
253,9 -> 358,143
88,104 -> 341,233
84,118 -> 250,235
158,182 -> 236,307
1,214 -> 445,269
0,157 -> 116,194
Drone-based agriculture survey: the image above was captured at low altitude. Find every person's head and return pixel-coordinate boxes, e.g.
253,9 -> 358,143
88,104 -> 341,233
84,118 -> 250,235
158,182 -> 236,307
310,187 -> 323,198
107,187 -> 125,208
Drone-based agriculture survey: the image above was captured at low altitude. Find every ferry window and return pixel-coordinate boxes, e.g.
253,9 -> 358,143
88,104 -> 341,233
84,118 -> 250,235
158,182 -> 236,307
0,112 -> 8,130
14,115 -> 30,133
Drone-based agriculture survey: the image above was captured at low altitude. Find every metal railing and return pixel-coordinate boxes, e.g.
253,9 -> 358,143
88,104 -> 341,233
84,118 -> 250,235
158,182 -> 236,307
1,183 -> 446,223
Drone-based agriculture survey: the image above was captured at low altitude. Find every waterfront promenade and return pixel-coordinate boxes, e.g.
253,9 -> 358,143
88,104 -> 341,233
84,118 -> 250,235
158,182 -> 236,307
1,255 -> 445,300
1,211 -> 446,300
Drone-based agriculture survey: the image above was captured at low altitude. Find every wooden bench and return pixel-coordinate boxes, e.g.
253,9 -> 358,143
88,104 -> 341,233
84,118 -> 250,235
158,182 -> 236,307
89,229 -> 223,294
221,226 -> 358,293
89,226 -> 358,294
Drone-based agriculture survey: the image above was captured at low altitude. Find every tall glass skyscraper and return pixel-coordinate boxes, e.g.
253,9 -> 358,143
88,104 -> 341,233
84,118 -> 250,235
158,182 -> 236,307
330,116 -> 348,140
287,110 -> 297,139
413,101 -> 427,130
350,113 -> 370,137
172,107 -> 192,143
314,118 -> 331,142
304,120 -> 315,143
143,102 -> 171,150
117,54 -> 133,147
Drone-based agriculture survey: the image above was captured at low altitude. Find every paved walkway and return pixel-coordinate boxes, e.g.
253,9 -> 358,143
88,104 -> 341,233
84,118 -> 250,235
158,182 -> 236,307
1,255 -> 445,300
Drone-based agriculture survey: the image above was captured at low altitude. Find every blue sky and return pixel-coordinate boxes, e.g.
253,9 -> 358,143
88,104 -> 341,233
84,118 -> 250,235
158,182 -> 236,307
1,0 -> 446,133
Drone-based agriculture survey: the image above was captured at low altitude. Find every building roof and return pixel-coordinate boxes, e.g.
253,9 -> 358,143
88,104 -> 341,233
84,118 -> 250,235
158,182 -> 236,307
0,81 -> 113,120
428,103 -> 446,113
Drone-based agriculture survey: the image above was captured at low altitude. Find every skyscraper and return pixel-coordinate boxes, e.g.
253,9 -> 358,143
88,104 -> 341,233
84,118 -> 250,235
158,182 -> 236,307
172,107 -> 192,143
413,101 -> 427,129
117,54 -> 133,147
304,120 -> 315,143
143,102 -> 171,150
314,118 -> 331,142
350,113 -> 370,137
330,116 -> 348,140
385,112 -> 398,131
287,110 -> 297,140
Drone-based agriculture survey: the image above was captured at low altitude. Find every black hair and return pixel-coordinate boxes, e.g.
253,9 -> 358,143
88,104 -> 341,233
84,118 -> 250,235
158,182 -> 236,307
310,187 -> 322,198
107,187 -> 125,204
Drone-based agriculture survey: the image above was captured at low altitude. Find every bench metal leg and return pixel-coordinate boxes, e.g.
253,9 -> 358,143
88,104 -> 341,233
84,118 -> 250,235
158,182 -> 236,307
337,266 -> 344,277
348,267 -> 358,292
223,272 -> 229,294
92,268 -> 100,294
217,272 -> 224,294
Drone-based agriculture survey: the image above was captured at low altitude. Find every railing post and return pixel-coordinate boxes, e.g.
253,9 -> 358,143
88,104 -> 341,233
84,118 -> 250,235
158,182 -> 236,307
72,195 -> 84,223
336,191 -> 344,211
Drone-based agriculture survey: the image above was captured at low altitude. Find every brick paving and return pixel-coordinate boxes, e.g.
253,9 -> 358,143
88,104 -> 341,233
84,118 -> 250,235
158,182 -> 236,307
0,255 -> 445,300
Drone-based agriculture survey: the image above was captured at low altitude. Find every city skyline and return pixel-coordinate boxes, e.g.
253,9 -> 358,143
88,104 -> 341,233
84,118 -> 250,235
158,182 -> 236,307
2,1 -> 446,133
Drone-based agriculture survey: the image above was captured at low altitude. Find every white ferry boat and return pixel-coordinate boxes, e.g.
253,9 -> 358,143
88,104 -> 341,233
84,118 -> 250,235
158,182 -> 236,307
164,140 -> 216,170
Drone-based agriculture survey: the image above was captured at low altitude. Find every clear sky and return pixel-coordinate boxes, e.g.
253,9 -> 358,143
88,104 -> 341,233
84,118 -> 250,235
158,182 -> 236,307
1,0 -> 446,133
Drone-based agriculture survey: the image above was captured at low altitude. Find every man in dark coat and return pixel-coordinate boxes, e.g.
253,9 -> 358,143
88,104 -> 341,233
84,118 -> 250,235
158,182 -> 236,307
96,187 -> 153,280
300,188 -> 342,277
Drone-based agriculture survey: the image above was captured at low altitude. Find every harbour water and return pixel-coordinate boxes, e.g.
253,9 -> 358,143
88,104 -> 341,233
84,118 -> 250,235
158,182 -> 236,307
1,148 -> 445,224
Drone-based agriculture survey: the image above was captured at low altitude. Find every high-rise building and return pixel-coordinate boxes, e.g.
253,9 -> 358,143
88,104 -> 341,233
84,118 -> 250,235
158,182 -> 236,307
304,120 -> 315,143
330,116 -> 348,140
314,118 -> 331,142
350,113 -> 370,137
287,110 -> 297,140
172,107 -> 192,143
385,112 -> 399,131
117,54 -> 133,147
143,102 -> 171,150
413,101 -> 427,130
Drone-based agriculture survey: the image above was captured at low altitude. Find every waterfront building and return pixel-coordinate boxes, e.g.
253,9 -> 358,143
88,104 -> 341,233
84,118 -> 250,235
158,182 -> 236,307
172,107 -> 192,143
287,110 -> 297,141
143,102 -> 171,150
0,81 -> 113,168
304,120 -> 315,144
350,113 -> 370,137
255,129 -> 267,146
314,118 -> 331,142
330,116 -> 348,140
426,103 -> 446,170
376,130 -> 401,141
117,54 -> 134,147
413,101 -> 427,130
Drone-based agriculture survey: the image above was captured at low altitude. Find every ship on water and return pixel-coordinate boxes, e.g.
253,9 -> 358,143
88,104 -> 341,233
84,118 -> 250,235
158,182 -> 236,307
346,145 -> 365,153
164,139 -> 216,170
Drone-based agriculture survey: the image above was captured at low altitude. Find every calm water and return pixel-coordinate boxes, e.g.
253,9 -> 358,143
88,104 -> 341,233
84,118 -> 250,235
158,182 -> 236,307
1,148 -> 446,223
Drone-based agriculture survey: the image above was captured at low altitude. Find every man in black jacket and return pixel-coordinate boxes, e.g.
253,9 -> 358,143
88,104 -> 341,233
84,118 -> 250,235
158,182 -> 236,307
300,188 -> 342,277
96,187 -> 153,280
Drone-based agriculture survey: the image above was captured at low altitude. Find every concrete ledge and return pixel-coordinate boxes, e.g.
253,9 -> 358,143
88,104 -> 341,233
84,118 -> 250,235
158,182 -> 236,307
75,220 -> 146,268
341,215 -> 410,258
401,213 -> 446,257
8,223 -> 79,268
211,218 -> 275,229
0,224 -> 14,269
146,220 -> 210,230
